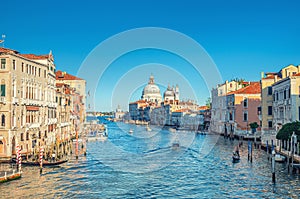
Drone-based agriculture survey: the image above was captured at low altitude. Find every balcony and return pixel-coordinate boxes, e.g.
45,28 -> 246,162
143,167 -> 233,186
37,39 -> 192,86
28,123 -> 40,129
20,98 -> 26,105
48,118 -> 57,125
12,97 -> 19,104
0,96 -> 6,104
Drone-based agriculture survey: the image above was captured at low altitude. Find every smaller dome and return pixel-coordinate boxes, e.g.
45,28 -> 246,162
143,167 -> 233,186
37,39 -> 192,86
164,85 -> 175,97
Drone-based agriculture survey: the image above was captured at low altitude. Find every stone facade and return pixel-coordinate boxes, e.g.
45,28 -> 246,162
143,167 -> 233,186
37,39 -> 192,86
0,47 -> 86,159
0,47 -> 56,159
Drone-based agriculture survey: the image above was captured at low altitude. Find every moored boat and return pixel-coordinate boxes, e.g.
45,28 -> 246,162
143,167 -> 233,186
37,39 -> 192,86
13,159 -> 68,166
275,154 -> 286,163
232,153 -> 240,162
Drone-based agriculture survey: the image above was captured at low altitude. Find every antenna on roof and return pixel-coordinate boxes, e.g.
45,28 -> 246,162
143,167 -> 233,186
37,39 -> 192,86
1,35 -> 5,47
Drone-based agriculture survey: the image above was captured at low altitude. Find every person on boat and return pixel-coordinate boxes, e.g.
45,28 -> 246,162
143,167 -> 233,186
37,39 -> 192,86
234,145 -> 240,157
52,153 -> 56,162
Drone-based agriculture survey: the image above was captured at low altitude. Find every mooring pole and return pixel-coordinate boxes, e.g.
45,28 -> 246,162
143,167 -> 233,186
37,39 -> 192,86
272,149 -> 276,183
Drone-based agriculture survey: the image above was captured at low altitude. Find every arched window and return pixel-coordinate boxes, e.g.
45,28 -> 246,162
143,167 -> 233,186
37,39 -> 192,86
26,132 -> 29,140
1,114 -> 5,126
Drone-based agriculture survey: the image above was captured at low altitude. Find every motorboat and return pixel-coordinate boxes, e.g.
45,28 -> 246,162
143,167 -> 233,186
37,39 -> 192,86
146,125 -> 152,132
275,154 -> 286,163
129,129 -> 134,134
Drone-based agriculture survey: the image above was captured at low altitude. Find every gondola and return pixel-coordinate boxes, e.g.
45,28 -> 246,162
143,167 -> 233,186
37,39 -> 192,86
232,152 -> 240,163
13,159 -> 68,166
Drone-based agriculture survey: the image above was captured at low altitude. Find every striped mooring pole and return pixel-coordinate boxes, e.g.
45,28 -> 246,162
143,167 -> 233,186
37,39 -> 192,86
16,144 -> 22,173
40,147 -> 44,174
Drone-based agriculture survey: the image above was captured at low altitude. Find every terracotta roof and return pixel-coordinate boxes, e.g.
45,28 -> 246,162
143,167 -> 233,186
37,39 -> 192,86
129,100 -> 147,105
173,108 -> 191,113
227,82 -> 261,95
20,54 -> 49,60
56,70 -> 83,80
198,106 -> 209,111
0,47 -> 19,54
262,75 -> 276,80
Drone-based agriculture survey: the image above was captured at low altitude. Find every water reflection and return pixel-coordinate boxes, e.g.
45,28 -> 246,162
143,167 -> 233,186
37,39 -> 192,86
1,122 -> 300,198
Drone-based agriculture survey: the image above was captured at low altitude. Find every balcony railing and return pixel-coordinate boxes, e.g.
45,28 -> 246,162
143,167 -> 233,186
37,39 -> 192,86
12,97 -> 19,104
0,96 -> 5,104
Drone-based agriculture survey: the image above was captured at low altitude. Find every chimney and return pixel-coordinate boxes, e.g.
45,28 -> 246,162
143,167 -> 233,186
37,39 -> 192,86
261,72 -> 264,79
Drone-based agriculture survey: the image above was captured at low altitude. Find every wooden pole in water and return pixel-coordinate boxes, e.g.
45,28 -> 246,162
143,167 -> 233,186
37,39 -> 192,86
39,147 -> 44,174
272,149 -> 276,183
251,141 -> 253,163
76,131 -> 78,159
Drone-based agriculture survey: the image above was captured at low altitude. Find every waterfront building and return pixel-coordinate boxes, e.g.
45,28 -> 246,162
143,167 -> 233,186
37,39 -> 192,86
272,70 -> 300,128
0,47 -> 56,159
226,82 -> 261,135
56,70 -> 86,124
260,64 -> 300,142
210,80 -> 243,134
198,106 -> 211,130
129,100 -> 148,121
129,74 -> 203,129
55,83 -> 73,155
114,105 -> 126,121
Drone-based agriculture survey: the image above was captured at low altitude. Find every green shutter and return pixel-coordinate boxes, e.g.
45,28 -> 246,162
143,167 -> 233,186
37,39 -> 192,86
0,85 -> 5,96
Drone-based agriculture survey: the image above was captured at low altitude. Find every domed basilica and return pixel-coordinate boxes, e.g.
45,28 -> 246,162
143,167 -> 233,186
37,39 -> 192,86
141,75 -> 179,105
141,75 -> 162,104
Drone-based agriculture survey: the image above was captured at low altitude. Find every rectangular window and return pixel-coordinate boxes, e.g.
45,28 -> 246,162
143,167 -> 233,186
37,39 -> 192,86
299,106 -> 300,121
268,106 -> 272,115
243,98 -> 248,108
243,111 -> 248,121
268,87 -> 272,95
257,107 -> 261,115
288,88 -> 291,98
12,60 -> 16,70
0,84 -> 5,96
22,63 -> 24,72
276,92 -> 278,100
284,90 -> 286,99
1,59 -> 6,69
268,121 -> 272,128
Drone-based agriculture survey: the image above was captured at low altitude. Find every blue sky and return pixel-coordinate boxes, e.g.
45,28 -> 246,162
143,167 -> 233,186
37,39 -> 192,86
1,0 -> 300,111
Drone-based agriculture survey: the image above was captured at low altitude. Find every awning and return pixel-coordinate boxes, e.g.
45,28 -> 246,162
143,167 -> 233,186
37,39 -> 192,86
26,106 -> 39,111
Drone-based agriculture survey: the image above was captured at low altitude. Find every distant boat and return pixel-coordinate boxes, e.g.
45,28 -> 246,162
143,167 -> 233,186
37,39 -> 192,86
232,152 -> 241,163
172,138 -> 180,149
275,154 -> 286,163
86,131 -> 107,142
129,129 -> 134,134
146,125 -> 152,132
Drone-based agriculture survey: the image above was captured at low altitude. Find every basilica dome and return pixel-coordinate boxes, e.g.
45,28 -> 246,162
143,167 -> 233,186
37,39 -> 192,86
141,75 -> 162,104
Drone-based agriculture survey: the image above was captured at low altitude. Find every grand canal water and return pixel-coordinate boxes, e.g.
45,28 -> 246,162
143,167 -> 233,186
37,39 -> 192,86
1,121 -> 300,198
